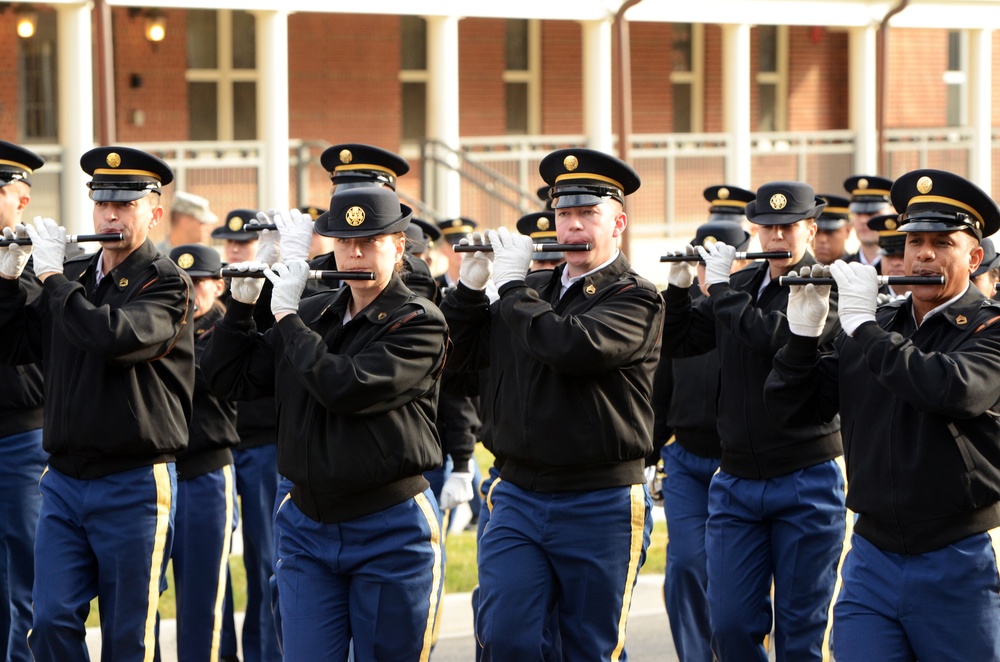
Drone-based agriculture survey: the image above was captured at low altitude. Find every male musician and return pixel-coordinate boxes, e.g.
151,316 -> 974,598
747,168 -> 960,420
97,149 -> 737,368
813,194 -> 852,265
844,175 -> 894,272
0,146 -> 194,661
867,213 -> 910,300
443,148 -> 662,658
661,181 -> 845,661
0,140 -> 45,662
971,237 -> 1000,298
156,191 -> 217,252
765,169 -> 1000,660
516,211 -> 565,271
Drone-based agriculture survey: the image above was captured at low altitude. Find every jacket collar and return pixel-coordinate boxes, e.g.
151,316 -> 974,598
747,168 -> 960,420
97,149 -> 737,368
302,273 -> 414,327
552,252 -> 633,298
75,239 -> 159,292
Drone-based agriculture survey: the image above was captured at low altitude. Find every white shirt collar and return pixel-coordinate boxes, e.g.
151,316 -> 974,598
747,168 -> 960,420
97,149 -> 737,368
94,252 -> 106,284
559,250 -> 619,298
911,284 -> 969,327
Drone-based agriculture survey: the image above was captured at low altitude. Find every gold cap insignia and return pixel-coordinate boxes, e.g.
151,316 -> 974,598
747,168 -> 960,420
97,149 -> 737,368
956,314 -> 968,325
229,218 -> 244,231
858,178 -> 869,189
563,155 -> 579,171
702,235 -> 718,248
377,312 -> 387,320
537,218 -> 550,231
718,187 -> 730,199
178,253 -> 194,269
451,219 -> 462,227
885,219 -> 897,231
585,283 -> 596,295
770,193 -> 788,211
118,277 -> 128,287
339,149 -> 352,164
917,176 -> 933,194
345,206 -> 366,226
106,152 -> 121,168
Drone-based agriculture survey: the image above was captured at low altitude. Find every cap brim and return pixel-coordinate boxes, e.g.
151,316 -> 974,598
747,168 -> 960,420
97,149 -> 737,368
90,188 -> 155,203
898,220 -> 975,235
707,212 -> 745,223
184,269 -> 221,278
532,250 -> 564,261
849,201 -> 890,214
816,220 -> 848,230
553,193 -> 609,209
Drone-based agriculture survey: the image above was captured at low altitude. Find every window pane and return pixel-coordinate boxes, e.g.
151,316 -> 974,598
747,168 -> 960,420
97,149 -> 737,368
401,16 -> 427,71
187,9 -> 218,69
671,24 -> 692,73
758,25 -> 777,73
402,82 -> 426,140
946,84 -> 962,127
233,82 -> 257,140
188,82 -> 218,140
232,10 -> 256,70
20,12 -> 58,140
505,82 -> 528,134
672,83 -> 692,133
505,19 -> 529,71
758,83 -> 776,131
947,31 -> 961,71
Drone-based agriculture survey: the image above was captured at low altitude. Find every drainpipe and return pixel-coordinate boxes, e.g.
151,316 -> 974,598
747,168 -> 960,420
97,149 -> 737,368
876,0 -> 909,173
614,0 -> 642,257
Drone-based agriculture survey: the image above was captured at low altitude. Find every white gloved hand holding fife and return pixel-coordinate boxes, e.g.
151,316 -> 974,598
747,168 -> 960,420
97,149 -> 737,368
274,208 -> 314,263
24,216 -> 65,277
228,260 -> 267,305
830,260 -> 878,336
489,227 -> 533,289
0,225 -> 32,280
439,459 -> 476,511
787,264 -> 832,338
266,259 -> 310,318
697,241 -> 736,286
666,245 -> 697,289
458,232 -> 493,291
251,211 -> 281,266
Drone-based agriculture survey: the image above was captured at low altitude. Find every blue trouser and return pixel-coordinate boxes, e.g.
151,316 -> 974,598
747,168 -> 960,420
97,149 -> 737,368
29,464 -> 176,662
171,465 -> 237,662
707,459 -> 847,662
477,479 -> 651,661
227,445 -> 281,662
274,489 -> 443,661
0,429 -> 45,662
661,442 -> 719,662
833,530 -> 1000,661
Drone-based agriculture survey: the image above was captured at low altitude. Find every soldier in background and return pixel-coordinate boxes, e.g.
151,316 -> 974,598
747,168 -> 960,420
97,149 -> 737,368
844,175 -> 894,273
813,194 -> 853,265
156,191 -> 217,253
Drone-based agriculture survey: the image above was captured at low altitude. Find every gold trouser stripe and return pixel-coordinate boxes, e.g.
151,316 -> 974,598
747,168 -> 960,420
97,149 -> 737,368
987,527 -> 1000,583
486,477 -> 501,515
415,491 -> 443,662
821,456 -> 852,662
210,465 -> 236,661
611,485 -> 646,662
143,464 -> 173,662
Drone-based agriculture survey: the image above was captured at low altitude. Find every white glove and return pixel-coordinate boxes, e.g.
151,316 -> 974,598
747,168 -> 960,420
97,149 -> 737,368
265,259 -> 309,317
666,245 -> 697,289
644,465 -> 663,506
228,260 -> 267,305
458,232 -> 493,291
439,460 -> 475,510
0,225 -> 32,280
484,279 -> 500,304
488,227 -> 533,289
697,241 -> 736,286
274,208 -> 314,263
830,260 -> 878,336
251,211 -> 281,266
24,217 -> 65,277
787,264 -> 832,338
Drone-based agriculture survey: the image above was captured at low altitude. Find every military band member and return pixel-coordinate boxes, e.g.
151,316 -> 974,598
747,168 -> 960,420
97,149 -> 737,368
156,191 -> 217,252
662,181 -> 845,661
0,140 -> 45,662
0,146 -> 195,661
167,244 -> 239,662
971,237 -> 1000,298
656,220 -> 751,662
442,148 -> 663,659
201,186 -> 446,660
516,211 -> 565,271
436,217 -> 477,290
813,194 -> 852,265
844,175 -> 894,272
764,169 -> 1000,660
867,213 -> 909,300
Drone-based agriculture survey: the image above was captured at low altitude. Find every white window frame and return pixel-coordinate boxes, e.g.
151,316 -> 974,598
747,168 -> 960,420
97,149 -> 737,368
944,29 -> 968,127
501,18 -> 541,134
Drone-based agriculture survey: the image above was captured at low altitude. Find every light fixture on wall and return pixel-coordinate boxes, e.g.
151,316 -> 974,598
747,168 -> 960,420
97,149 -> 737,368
128,7 -> 166,43
2,4 -> 38,38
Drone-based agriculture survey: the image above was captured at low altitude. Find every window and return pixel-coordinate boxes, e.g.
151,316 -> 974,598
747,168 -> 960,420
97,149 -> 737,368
19,11 -> 58,141
669,23 -> 703,133
944,30 -> 966,127
503,19 -> 540,135
400,15 -> 428,141
755,25 -> 788,132
186,9 -> 258,140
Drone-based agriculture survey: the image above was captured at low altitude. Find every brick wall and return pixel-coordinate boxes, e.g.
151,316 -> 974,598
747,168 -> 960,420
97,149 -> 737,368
787,26 -> 849,131
630,22 -> 672,134
540,20 -> 583,135
459,18 -> 506,136
0,13 -> 20,141
886,28 -> 948,128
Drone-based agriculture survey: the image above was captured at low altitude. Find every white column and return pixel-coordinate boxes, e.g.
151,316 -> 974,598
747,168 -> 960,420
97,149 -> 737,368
56,3 -> 94,235
581,19 -> 613,153
426,15 -> 461,219
968,28 -> 992,193
722,23 -> 751,187
254,10 -> 290,210
849,25 -> 878,175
